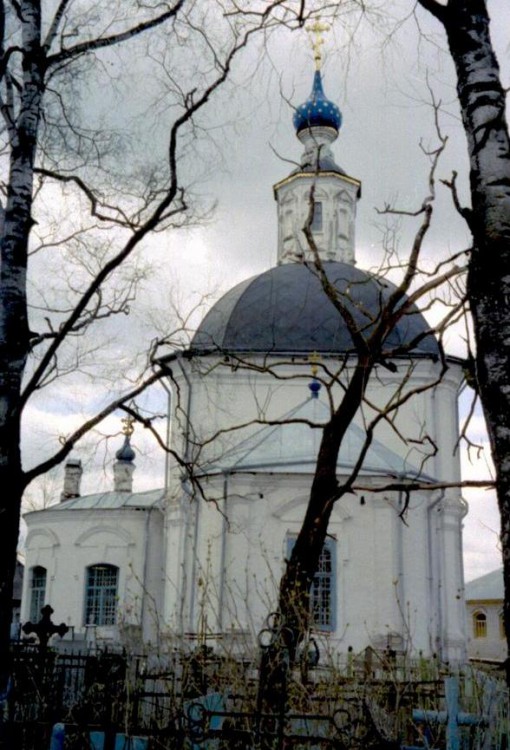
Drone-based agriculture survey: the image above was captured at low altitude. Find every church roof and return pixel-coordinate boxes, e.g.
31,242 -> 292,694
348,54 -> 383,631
465,568 -> 504,601
191,262 -> 439,357
39,488 -> 165,512
199,395 -> 435,480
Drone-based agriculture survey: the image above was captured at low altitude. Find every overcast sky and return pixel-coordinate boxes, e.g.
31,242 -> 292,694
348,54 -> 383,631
21,0 -> 509,582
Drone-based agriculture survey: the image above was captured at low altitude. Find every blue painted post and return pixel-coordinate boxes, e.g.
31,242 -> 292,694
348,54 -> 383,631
89,732 -> 105,750
185,692 -> 226,750
445,677 -> 460,750
49,724 -> 66,750
412,677 -> 488,750
114,736 -> 149,750
481,677 -> 499,750
50,726 -> 148,750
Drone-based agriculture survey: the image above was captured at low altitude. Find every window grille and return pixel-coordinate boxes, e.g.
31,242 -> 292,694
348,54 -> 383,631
286,536 -> 336,632
473,611 -> 487,639
85,564 -> 118,626
29,566 -> 47,622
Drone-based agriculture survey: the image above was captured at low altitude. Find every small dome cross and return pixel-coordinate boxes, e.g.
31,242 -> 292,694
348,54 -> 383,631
306,19 -> 330,70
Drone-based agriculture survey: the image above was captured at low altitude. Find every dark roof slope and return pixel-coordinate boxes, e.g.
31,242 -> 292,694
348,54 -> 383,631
191,262 -> 439,357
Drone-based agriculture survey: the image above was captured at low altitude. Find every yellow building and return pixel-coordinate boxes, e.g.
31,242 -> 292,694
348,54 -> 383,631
465,569 -> 507,663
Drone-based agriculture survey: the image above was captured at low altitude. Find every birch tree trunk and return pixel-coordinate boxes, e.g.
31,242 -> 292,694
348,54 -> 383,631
0,0 -> 310,706
418,0 -> 510,680
0,0 -> 43,692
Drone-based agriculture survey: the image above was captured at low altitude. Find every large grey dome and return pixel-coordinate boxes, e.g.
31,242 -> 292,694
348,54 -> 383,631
191,262 -> 438,357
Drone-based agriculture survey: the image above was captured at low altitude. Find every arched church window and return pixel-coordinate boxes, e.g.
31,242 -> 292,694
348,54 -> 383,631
311,202 -> 323,232
286,536 -> 336,632
29,566 -> 47,621
473,610 -> 487,639
85,564 -> 118,626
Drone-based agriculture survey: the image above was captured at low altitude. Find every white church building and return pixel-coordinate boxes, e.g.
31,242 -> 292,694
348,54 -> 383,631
21,67 -> 468,662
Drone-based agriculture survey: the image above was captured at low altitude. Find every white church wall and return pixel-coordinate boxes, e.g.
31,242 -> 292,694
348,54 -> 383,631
168,356 -> 463,485
161,317 -> 466,661
140,508 -> 166,644
398,492 -> 436,653
162,501 -> 187,635
23,507 -> 164,644
162,460 -> 456,659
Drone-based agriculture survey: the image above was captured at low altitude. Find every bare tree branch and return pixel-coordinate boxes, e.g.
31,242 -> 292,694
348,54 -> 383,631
23,368 -> 165,486
46,0 -> 187,69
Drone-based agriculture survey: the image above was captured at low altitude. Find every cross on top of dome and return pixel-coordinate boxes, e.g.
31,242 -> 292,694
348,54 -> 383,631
293,21 -> 342,135
307,18 -> 330,70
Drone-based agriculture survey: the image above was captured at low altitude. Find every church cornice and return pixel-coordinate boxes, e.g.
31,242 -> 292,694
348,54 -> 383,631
273,170 -> 361,198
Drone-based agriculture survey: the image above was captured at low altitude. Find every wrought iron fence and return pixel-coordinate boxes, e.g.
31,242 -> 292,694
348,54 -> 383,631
2,644 -> 509,750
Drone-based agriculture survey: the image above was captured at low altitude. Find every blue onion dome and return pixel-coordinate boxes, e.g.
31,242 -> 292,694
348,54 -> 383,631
308,379 -> 322,399
116,435 -> 135,463
293,70 -> 342,134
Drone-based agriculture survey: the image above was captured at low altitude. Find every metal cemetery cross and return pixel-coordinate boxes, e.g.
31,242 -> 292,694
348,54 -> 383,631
22,604 -> 69,649
411,677 -> 488,750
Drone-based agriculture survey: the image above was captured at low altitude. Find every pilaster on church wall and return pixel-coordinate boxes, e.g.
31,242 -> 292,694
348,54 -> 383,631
162,504 -> 188,635
141,510 -> 166,643
192,489 -> 225,634
430,375 -> 463,486
423,485 -> 467,662
396,493 -> 434,653
439,493 -> 468,661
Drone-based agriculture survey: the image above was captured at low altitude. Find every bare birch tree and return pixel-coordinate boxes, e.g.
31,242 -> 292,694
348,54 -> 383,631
408,0 -> 510,680
0,0 -> 311,696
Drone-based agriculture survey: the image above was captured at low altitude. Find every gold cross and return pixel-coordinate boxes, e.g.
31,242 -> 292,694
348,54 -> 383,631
121,415 -> 135,437
306,19 -> 330,70
309,350 -> 321,377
